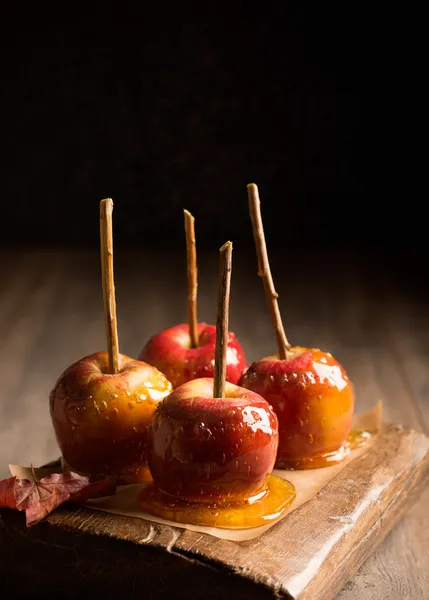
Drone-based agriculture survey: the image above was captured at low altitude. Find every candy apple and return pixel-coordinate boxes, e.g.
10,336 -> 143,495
138,322 -> 245,389
50,351 -> 172,484
139,242 -> 295,528
138,210 -> 246,387
238,347 -> 354,468
240,184 -> 355,468
49,198 -> 173,484
146,377 -> 278,503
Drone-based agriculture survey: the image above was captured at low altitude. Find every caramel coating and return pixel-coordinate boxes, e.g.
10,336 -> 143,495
147,378 -> 279,503
139,323 -> 246,388
50,351 -> 172,483
239,347 -> 355,468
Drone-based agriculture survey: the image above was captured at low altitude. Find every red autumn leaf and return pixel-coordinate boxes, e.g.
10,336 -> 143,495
0,471 -> 117,527
0,476 -> 17,509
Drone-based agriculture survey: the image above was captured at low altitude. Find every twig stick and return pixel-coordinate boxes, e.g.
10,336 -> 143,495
247,183 -> 291,360
184,209 -> 199,348
213,241 -> 233,398
100,198 -> 119,374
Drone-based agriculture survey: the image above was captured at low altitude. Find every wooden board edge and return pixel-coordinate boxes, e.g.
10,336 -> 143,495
2,424 -> 429,600
171,425 -> 429,598
298,431 -> 429,599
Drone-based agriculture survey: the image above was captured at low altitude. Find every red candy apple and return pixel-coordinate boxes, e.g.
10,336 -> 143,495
239,184 -> 355,468
50,198 -> 173,484
147,377 -> 278,503
138,210 -> 246,387
138,322 -> 245,389
139,242 -> 295,529
239,347 -> 354,468
50,351 -> 172,483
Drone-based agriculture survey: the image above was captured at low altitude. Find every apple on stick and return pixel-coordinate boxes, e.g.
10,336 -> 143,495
238,184 -> 355,469
139,242 -> 295,528
50,198 -> 172,484
138,210 -> 246,388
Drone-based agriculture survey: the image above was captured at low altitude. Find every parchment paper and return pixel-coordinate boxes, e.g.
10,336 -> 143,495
10,402 -> 382,542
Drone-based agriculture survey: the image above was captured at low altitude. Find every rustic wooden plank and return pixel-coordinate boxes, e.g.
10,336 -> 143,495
337,486 -> 429,600
1,423 -> 428,599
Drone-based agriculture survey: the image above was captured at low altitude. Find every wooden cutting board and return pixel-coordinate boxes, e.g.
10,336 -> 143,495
1,423 -> 428,600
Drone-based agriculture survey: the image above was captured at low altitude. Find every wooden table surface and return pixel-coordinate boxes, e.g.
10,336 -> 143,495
0,247 -> 428,599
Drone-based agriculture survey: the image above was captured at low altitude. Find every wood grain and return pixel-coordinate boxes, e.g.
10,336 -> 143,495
333,260 -> 429,600
0,249 -> 428,599
1,424 -> 428,600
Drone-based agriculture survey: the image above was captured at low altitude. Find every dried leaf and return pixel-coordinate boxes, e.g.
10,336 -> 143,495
0,471 -> 117,526
0,476 -> 17,509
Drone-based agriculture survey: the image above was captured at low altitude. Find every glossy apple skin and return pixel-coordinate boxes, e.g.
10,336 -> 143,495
147,377 -> 278,503
238,347 -> 354,467
50,352 -> 172,483
138,322 -> 246,389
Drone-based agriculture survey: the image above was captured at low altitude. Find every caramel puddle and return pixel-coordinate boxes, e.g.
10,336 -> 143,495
138,475 -> 296,529
275,427 -> 374,470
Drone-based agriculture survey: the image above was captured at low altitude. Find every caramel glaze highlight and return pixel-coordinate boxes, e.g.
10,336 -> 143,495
139,378 -> 295,528
50,352 -> 172,484
138,474 -> 295,529
239,347 -> 355,469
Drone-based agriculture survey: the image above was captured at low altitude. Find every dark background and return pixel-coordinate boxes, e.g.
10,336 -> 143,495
1,4 -> 427,254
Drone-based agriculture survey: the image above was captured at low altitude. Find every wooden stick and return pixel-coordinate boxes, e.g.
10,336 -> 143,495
100,198 -> 119,374
213,241 -> 233,398
184,209 -> 199,348
247,183 -> 291,359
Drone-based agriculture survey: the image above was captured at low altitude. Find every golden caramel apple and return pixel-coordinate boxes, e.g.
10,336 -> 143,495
147,378 -> 279,503
138,377 -> 296,528
239,346 -> 355,468
241,184 -> 356,469
138,243 -> 296,529
50,351 -> 172,484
